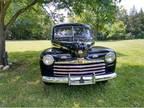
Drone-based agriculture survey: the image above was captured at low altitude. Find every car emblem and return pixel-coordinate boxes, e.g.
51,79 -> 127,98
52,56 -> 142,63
78,50 -> 83,54
77,58 -> 85,64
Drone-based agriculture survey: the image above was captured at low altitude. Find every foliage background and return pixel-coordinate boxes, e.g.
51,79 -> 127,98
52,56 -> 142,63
5,1 -> 144,40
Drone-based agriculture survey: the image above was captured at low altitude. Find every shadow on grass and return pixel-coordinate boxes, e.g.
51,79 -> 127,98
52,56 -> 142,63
43,81 -> 109,94
8,51 -> 41,72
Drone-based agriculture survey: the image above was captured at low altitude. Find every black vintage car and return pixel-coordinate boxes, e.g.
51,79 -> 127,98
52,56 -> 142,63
40,23 -> 117,85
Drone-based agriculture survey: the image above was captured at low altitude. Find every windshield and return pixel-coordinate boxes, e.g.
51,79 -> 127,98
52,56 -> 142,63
53,26 -> 93,42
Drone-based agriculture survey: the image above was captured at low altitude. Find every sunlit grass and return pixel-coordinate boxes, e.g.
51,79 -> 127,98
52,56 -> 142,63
6,40 -> 52,52
0,39 -> 143,107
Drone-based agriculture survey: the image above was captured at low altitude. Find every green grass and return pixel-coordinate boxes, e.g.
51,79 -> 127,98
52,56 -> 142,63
0,39 -> 144,107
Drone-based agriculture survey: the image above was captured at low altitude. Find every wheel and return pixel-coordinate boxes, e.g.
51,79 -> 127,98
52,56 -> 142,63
100,80 -> 108,84
43,82 -> 53,85
96,80 -> 108,85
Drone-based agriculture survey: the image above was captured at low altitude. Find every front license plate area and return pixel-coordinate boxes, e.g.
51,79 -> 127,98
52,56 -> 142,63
69,76 -> 95,85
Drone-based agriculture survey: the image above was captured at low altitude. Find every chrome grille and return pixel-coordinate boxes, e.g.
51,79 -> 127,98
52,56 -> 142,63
54,59 -> 106,76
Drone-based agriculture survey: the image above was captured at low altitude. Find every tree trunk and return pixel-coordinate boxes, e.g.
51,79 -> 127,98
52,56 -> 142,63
0,11 -> 7,66
0,25 -> 6,66
0,0 -> 39,67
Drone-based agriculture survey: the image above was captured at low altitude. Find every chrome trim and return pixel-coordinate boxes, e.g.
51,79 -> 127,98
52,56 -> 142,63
54,69 -> 105,74
54,72 -> 105,76
42,72 -> 117,85
54,63 -> 105,68
54,59 -> 104,64
54,66 -> 105,71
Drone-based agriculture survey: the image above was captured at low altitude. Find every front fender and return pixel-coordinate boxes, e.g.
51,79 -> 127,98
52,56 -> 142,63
40,47 -> 73,76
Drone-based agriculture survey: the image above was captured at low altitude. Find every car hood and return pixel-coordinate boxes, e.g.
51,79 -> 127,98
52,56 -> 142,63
53,41 -> 94,50
52,41 -> 94,57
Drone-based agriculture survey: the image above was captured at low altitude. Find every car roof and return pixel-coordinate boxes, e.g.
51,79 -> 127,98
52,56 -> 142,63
54,23 -> 91,29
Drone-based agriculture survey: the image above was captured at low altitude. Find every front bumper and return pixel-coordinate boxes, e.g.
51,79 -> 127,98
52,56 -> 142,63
42,72 -> 117,85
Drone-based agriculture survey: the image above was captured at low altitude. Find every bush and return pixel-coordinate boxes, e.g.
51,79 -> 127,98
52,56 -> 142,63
136,32 -> 144,39
125,33 -> 135,40
96,32 -> 107,40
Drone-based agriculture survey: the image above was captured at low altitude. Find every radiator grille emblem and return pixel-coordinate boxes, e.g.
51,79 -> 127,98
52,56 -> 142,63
78,50 -> 83,54
77,58 -> 85,64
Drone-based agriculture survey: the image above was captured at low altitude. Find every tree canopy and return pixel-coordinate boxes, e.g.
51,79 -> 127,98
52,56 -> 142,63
0,0 -> 118,65
1,0 -> 144,66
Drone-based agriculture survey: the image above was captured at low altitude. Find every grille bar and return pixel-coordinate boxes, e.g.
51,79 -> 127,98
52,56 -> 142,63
54,72 -> 105,76
54,59 -> 104,64
54,63 -> 105,68
54,59 -> 106,76
54,69 -> 105,74
54,66 -> 105,72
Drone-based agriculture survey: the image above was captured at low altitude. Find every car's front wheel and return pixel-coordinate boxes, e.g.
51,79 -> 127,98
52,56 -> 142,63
101,80 -> 108,84
43,82 -> 53,85
97,80 -> 108,85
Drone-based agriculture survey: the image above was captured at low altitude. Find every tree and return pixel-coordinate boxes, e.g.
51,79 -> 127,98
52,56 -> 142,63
9,5 -> 53,40
105,20 -> 126,40
0,0 -> 119,68
0,0 -> 42,67
67,0 -> 117,36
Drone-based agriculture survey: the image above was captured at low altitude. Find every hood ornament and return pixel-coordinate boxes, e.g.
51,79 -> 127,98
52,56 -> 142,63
78,50 -> 83,55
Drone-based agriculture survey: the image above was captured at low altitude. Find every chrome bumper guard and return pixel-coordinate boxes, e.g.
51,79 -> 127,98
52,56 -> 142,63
42,72 -> 117,85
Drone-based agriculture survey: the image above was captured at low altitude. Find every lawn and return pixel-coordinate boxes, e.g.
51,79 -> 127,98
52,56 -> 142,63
0,39 -> 144,107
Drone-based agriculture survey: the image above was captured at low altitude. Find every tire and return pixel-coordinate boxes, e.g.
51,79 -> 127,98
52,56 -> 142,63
43,82 -> 53,85
96,80 -> 108,85
101,80 -> 108,84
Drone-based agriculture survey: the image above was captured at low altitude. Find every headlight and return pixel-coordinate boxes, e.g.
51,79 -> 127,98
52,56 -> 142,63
42,55 -> 54,65
105,52 -> 116,63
